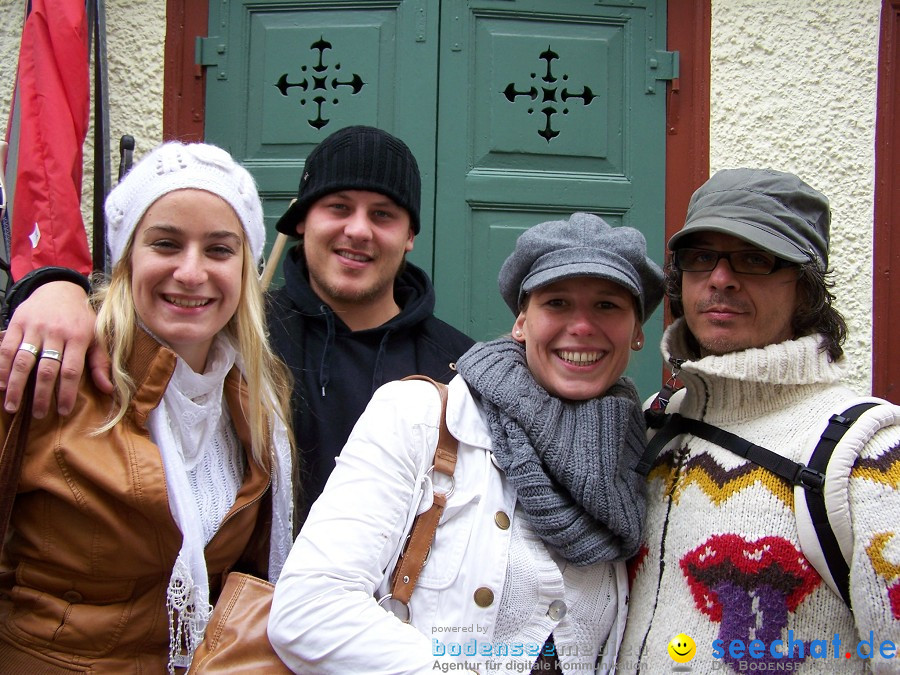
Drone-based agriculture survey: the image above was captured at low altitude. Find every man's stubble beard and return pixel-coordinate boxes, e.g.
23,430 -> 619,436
305,250 -> 407,309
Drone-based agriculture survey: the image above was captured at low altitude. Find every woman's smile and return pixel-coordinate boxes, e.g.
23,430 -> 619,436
513,277 -> 642,401
131,189 -> 244,372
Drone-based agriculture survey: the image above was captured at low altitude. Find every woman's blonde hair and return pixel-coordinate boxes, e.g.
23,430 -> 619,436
93,236 -> 294,467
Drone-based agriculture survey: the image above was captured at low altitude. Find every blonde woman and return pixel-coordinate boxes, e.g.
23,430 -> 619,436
0,142 -> 293,673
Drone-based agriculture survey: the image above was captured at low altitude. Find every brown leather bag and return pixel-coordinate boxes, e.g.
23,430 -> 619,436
187,572 -> 291,673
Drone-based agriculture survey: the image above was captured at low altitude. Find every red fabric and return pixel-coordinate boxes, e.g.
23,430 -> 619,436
7,0 -> 92,279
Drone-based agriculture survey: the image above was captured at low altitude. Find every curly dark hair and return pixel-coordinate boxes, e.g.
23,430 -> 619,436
664,258 -> 847,361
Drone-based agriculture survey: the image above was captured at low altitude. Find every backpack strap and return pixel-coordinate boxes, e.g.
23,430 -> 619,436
636,400 -> 886,607
798,402 -> 878,606
644,362 -> 684,431
636,413 -> 826,492
635,413 -> 683,475
378,375 -> 458,624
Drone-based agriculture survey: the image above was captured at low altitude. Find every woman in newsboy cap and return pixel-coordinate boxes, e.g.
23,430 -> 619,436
270,213 -> 664,674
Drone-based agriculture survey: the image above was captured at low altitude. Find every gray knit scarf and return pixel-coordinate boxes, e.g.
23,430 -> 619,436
455,337 -> 647,565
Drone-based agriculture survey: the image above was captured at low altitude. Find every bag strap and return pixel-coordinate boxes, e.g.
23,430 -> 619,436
802,401 -> 878,606
0,373 -> 35,549
382,375 -> 458,623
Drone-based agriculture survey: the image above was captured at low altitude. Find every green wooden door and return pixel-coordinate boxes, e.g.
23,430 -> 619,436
202,0 -> 442,263
203,0 -> 672,396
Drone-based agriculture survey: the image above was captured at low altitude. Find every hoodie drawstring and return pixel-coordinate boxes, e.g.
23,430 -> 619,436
370,330 -> 393,396
318,304 -> 335,397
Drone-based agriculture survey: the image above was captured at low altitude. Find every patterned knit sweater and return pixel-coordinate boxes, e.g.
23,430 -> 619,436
619,320 -> 900,674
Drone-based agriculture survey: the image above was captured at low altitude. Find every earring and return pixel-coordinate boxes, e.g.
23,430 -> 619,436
633,340 -> 643,350
514,329 -> 523,337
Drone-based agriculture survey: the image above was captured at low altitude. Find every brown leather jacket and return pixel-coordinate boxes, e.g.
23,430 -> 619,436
0,330 -> 273,673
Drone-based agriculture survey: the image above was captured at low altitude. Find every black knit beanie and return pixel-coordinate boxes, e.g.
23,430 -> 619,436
275,125 -> 421,235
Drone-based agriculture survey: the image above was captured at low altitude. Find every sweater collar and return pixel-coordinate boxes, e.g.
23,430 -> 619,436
662,318 -> 847,423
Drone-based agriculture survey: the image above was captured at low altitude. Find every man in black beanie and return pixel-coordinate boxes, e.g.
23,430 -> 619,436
267,126 -> 472,524
0,126 -> 473,529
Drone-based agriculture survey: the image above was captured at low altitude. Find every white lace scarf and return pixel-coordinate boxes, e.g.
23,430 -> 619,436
147,335 -> 293,672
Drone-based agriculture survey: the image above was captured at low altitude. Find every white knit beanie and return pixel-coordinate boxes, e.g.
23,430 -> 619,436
104,141 -> 265,265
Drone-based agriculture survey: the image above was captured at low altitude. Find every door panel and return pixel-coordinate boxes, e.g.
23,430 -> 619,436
434,0 -> 667,392
204,0 -> 440,271
204,0 -> 669,396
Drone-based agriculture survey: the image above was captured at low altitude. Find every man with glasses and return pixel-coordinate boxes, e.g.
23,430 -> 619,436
619,169 -> 900,672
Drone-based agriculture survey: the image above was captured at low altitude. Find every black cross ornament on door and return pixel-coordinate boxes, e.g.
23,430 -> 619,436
275,36 -> 367,129
502,45 -> 597,142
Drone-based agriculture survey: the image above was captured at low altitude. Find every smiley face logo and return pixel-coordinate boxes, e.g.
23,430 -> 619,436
667,633 -> 696,663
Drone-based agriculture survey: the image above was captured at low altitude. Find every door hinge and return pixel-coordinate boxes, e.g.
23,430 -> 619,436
646,50 -> 679,92
196,36 -> 228,80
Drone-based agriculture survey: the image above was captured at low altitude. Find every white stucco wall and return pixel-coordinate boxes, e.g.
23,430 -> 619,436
96,0 -> 167,175
0,5 -> 23,117
1,0 -> 881,392
710,0 -> 880,393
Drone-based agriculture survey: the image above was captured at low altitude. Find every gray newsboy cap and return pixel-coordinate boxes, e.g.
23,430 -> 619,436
668,168 -> 830,270
498,212 -> 664,322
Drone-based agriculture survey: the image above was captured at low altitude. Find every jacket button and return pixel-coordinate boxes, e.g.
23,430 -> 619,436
494,511 -> 510,530
473,587 -> 494,607
547,599 -> 567,621
62,590 -> 83,604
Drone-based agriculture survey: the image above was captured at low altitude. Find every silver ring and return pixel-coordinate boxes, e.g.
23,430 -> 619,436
377,594 -> 412,623
40,349 -> 63,363
17,342 -> 40,358
424,466 -> 455,499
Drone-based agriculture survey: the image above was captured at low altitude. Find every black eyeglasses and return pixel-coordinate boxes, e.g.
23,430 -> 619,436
673,248 -> 797,275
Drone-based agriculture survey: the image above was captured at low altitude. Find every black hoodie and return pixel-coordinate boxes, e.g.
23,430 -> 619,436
266,247 -> 474,527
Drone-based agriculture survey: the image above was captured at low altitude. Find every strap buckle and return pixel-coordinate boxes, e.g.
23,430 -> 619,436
829,413 -> 852,427
796,466 -> 825,494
